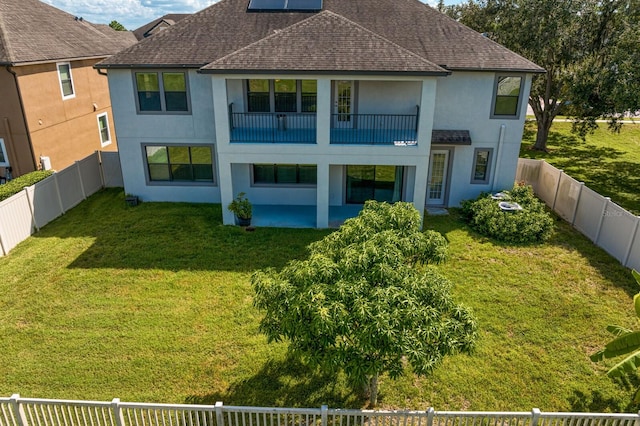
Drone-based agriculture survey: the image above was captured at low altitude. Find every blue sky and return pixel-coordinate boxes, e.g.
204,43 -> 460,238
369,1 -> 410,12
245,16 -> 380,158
44,0 -> 464,31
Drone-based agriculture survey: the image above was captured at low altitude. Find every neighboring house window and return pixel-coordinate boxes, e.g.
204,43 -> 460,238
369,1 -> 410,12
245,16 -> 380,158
491,75 -> 523,118
145,145 -> 214,183
246,80 -> 317,113
471,148 -> 493,184
57,62 -> 75,99
97,113 -> 111,147
253,164 -> 317,185
135,72 -> 189,113
0,138 -> 9,167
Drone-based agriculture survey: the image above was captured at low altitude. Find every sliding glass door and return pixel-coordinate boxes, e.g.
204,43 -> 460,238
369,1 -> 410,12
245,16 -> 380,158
346,165 -> 403,204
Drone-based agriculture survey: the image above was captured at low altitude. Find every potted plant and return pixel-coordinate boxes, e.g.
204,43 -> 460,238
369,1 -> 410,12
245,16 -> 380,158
228,192 -> 252,226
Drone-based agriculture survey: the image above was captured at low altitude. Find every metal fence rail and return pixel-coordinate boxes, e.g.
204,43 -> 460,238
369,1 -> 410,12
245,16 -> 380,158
330,114 -> 418,145
2,396 -> 639,426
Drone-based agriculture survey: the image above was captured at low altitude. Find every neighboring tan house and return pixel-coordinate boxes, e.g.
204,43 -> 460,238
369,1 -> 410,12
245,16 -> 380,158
0,0 -> 137,178
133,14 -> 190,41
97,0 -> 544,228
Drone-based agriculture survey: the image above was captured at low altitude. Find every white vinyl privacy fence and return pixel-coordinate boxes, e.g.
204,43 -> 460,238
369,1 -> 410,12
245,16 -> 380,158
516,158 -> 639,271
2,396 -> 640,426
0,151 -> 123,257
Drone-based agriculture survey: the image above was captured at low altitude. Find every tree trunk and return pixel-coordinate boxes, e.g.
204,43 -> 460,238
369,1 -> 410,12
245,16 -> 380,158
368,374 -> 379,407
533,118 -> 552,152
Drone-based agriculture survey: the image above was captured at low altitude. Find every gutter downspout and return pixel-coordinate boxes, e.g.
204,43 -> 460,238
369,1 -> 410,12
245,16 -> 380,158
491,124 -> 506,191
97,68 -> 108,77
5,65 -> 38,171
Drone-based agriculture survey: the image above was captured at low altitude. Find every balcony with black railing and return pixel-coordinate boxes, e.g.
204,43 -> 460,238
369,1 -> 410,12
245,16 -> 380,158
229,102 -> 317,144
330,112 -> 419,146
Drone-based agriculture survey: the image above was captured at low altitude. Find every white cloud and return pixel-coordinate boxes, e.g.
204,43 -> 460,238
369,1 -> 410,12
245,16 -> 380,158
44,0 -> 217,30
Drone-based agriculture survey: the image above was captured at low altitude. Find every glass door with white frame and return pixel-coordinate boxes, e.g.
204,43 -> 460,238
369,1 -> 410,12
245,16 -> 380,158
426,150 -> 449,206
334,80 -> 353,129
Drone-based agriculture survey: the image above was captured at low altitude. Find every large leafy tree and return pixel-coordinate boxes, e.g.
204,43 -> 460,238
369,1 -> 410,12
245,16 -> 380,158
252,201 -> 478,406
109,20 -> 127,31
591,270 -> 640,402
445,0 -> 640,151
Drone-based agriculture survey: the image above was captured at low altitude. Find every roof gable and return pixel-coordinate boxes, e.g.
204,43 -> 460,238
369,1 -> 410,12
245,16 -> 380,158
0,0 -> 137,65
133,14 -> 191,41
202,11 -> 447,74
98,0 -> 543,74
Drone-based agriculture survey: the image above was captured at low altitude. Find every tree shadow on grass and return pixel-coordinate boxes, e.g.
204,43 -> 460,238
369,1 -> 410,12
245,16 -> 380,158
185,354 -> 365,408
568,375 -> 640,412
32,188 -> 330,273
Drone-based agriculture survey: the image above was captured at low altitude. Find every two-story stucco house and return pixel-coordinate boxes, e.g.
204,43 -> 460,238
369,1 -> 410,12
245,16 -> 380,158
97,0 -> 544,228
0,0 -> 136,179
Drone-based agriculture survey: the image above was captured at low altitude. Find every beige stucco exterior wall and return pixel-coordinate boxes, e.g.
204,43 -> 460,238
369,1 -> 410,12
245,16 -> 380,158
13,58 -> 118,172
0,67 -> 35,176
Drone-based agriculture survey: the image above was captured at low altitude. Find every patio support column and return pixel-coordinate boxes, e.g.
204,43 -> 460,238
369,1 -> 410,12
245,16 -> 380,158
316,161 -> 330,228
413,78 -> 437,221
316,78 -> 331,147
211,75 -> 234,225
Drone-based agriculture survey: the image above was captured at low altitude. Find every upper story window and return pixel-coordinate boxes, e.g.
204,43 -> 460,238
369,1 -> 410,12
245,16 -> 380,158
491,75 -> 524,118
97,113 -> 111,147
57,62 -> 75,100
246,79 -> 317,113
135,71 -> 190,114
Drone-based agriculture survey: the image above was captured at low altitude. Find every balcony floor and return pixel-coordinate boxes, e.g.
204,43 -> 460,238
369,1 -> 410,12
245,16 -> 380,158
230,128 -> 418,145
251,204 -> 364,228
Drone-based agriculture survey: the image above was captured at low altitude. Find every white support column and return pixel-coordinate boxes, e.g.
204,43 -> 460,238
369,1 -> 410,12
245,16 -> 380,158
316,160 -> 330,228
211,76 -> 231,150
412,78 -> 437,221
218,159 -> 235,225
316,78 -> 331,147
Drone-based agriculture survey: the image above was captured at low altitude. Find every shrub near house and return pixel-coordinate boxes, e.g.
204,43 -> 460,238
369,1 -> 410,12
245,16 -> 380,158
461,183 -> 554,243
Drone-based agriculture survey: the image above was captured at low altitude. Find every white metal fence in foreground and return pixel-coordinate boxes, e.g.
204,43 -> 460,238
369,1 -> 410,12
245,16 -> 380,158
516,158 -> 639,271
0,151 -> 123,257
1,396 -> 640,426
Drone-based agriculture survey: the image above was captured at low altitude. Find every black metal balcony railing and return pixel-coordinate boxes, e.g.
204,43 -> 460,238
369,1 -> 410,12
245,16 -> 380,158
330,113 -> 419,145
229,111 -> 317,144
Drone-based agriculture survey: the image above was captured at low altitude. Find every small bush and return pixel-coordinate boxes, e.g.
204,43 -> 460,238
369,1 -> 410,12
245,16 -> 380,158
0,170 -> 54,202
461,184 -> 554,243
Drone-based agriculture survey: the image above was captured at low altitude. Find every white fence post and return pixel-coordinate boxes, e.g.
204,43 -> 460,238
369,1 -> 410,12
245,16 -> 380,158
321,405 -> 328,426
76,161 -> 87,200
571,182 -> 585,226
24,187 -> 39,232
111,398 -> 124,426
427,407 -> 435,426
0,228 -> 7,257
531,409 -> 541,426
625,217 -> 640,268
53,172 -> 65,214
552,170 -> 563,211
215,401 -> 224,426
9,394 -> 27,426
97,151 -> 106,188
595,197 -> 611,245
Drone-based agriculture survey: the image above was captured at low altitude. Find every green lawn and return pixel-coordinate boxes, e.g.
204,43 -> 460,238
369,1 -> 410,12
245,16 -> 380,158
520,121 -> 640,214
0,189 -> 638,412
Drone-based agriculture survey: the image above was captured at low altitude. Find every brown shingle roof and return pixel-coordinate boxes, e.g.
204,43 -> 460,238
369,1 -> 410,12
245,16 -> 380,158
133,14 -> 191,41
203,11 -> 447,74
98,0 -> 544,73
0,0 -> 137,65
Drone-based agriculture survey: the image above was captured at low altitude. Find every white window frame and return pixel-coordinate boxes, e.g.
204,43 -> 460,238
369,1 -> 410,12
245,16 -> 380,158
0,138 -> 9,167
96,113 -> 111,147
56,62 -> 75,100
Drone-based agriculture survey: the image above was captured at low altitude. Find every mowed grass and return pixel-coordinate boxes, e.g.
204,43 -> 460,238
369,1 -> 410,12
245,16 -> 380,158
0,188 -> 638,411
520,121 -> 640,214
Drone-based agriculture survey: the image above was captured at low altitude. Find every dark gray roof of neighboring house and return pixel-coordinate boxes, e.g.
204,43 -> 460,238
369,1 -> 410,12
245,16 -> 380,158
202,11 -> 447,75
133,14 -> 190,41
0,0 -> 137,65
98,0 -> 544,74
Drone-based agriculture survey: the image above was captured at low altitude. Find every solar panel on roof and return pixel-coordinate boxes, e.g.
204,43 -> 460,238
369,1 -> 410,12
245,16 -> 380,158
247,0 -> 322,12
